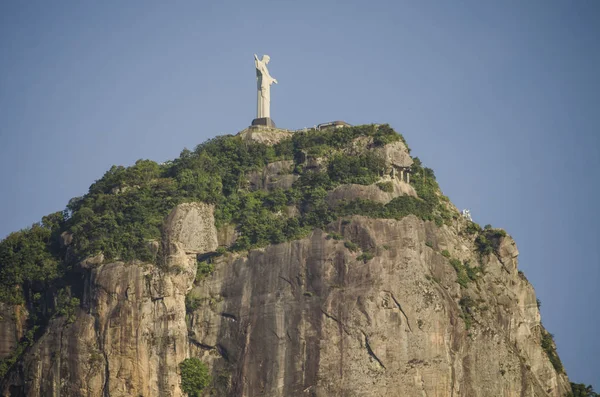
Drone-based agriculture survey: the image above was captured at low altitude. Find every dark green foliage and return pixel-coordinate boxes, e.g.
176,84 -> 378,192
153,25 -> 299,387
475,227 -> 507,256
196,261 -> 215,283
179,357 -> 211,396
344,241 -> 359,252
459,296 -> 475,330
446,256 -> 481,289
408,157 -> 453,225
336,196 -> 436,223
425,241 -> 433,248
449,258 -> 480,288
450,258 -> 470,288
56,288 -> 80,324
291,124 -> 404,153
0,225 -> 61,304
372,124 -> 406,148
464,261 -> 481,281
326,232 -> 343,241
569,383 -> 599,397
376,181 -> 394,193
465,222 -> 482,235
327,152 -> 386,185
356,251 -> 374,263
185,294 -> 202,313
541,329 -> 564,373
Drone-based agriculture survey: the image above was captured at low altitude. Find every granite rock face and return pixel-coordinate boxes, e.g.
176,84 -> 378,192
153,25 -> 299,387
186,216 -> 570,397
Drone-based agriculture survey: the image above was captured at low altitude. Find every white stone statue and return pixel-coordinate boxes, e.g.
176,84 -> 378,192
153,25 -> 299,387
254,54 -> 278,119
461,209 -> 472,221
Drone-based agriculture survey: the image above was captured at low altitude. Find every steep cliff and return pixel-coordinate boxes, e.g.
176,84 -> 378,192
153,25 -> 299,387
0,124 -> 572,396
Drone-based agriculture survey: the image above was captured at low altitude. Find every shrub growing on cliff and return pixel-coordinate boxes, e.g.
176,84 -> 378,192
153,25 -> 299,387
459,296 -> 475,330
450,258 -> 470,288
344,241 -> 359,252
356,251 -> 375,263
196,260 -> 215,282
376,181 -> 394,192
179,358 -> 211,396
541,329 -> 564,373
464,222 -> 482,235
569,383 -> 600,397
475,227 -> 507,257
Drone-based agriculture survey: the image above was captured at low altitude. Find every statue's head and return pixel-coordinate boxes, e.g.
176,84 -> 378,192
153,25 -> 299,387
263,55 -> 270,64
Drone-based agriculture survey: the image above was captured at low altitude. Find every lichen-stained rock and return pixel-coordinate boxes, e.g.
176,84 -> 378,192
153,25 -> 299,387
164,202 -> 218,254
187,216 -> 570,397
326,178 -> 417,207
0,202 -> 215,397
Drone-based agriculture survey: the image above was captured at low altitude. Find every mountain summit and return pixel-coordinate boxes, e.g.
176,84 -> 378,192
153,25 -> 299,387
0,124 -> 573,396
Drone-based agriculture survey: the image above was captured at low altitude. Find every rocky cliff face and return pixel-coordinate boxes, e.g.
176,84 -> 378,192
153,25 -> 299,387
0,127 -> 571,397
1,203 -> 215,397
187,215 -> 570,397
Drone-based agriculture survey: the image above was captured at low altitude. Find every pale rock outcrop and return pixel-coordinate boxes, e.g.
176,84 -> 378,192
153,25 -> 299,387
164,202 -> 218,254
238,128 -> 292,145
373,140 -> 413,169
247,160 -> 298,192
326,178 -> 417,207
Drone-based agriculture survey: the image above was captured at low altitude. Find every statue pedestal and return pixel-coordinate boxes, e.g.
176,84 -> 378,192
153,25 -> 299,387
251,117 -> 277,128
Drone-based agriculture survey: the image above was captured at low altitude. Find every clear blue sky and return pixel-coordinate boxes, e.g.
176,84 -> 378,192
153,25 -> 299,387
1,0 -> 598,386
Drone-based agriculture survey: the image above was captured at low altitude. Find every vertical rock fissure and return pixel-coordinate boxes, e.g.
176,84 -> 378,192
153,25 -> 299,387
361,331 -> 385,369
383,290 -> 412,332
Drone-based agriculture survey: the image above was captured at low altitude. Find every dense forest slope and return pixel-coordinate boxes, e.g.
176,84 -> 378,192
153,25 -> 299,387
0,124 -> 592,396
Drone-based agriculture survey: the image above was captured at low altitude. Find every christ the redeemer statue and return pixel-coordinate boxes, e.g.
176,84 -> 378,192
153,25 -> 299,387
253,54 -> 277,125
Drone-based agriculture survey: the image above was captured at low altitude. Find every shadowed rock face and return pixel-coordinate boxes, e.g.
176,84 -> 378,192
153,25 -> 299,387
0,304 -> 27,361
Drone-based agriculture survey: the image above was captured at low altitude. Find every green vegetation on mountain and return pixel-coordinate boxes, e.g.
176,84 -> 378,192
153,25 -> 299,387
541,328 -> 565,373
